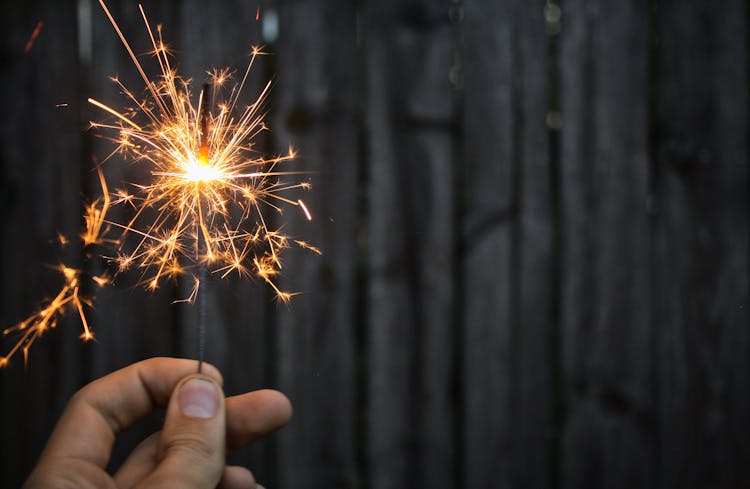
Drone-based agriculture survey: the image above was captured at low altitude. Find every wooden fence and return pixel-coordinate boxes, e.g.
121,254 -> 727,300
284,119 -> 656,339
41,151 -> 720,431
1,1 -> 748,488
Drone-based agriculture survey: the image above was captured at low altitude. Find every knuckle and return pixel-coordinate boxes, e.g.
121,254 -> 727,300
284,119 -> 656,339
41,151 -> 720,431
67,387 -> 89,408
161,431 -> 219,462
25,458 -> 113,489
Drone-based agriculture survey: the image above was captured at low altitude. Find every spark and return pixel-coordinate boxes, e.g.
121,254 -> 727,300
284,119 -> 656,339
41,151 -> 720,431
24,21 -> 44,54
298,199 -> 312,220
174,276 -> 200,304
87,97 -> 142,130
1,265 -> 94,368
1,1 -> 317,367
294,240 -> 322,255
92,275 -> 110,287
81,166 -> 111,246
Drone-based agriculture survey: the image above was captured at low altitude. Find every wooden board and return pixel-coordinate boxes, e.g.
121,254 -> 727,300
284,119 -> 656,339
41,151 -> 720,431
79,0 -> 182,470
175,0 -> 270,394
462,1 -> 555,488
461,0 -> 514,485
510,2 -> 556,487
560,1 -> 654,487
273,1 -> 361,488
0,0 -> 85,486
171,0 -> 275,477
366,1 -> 456,488
656,1 -> 750,486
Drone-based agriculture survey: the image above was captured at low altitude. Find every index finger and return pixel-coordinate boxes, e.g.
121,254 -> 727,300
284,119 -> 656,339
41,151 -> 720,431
39,357 -> 222,469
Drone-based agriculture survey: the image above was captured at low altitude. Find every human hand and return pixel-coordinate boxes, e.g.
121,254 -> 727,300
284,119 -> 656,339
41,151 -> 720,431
23,357 -> 292,489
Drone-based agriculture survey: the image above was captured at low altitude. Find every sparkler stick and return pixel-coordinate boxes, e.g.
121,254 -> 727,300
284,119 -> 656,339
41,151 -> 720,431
197,82 -> 211,374
1,1 -> 321,368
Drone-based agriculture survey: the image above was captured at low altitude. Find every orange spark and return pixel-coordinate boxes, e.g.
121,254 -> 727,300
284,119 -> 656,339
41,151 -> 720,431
1,264 -> 94,367
92,275 -> 110,287
298,199 -> 312,220
24,21 -> 44,54
81,166 -> 110,246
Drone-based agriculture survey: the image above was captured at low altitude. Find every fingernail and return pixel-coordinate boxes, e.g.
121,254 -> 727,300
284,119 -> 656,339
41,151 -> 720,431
179,377 -> 220,419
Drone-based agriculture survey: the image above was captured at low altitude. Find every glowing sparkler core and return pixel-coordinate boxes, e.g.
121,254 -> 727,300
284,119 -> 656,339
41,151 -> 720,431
1,1 -> 319,367
179,154 -> 223,183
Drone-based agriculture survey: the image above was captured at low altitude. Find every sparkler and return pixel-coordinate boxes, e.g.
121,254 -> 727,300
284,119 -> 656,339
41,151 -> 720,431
1,1 -> 319,368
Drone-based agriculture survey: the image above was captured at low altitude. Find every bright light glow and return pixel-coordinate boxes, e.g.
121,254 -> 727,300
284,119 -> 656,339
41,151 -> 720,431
180,155 -> 224,183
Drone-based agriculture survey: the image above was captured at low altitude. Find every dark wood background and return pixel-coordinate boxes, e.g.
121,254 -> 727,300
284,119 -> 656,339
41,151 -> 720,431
1,0 -> 748,488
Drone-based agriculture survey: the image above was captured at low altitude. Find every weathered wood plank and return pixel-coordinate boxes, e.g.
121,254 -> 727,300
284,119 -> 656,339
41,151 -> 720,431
272,1 -> 361,488
176,0 -> 276,478
512,3 -> 555,488
656,1 -> 750,487
560,1 -> 654,488
82,0 -> 184,468
84,0 -> 178,370
462,2 -> 555,488
176,0 -> 269,388
0,0 -> 85,486
461,0 -> 515,487
367,1 -> 456,488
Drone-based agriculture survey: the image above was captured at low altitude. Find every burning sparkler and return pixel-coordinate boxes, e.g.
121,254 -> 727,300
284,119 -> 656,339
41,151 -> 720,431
1,1 -> 319,368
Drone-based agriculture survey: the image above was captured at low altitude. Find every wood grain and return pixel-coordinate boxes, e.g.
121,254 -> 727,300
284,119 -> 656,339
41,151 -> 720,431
0,1 -> 85,486
274,1 -> 361,488
560,1 -> 654,487
461,0 -> 516,487
367,1 -> 456,488
656,0 -> 750,486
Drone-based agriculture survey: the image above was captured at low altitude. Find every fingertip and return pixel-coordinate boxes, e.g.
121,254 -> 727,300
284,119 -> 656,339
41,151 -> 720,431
219,465 -> 255,489
225,389 -> 292,451
258,389 -> 293,424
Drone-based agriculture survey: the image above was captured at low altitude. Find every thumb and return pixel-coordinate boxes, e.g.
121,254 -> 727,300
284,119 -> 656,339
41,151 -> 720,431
138,374 -> 226,488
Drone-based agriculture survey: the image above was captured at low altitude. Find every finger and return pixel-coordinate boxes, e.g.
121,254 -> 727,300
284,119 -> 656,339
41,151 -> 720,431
40,357 -> 221,469
112,432 -> 159,489
226,389 -> 292,450
218,465 -> 256,489
115,389 -> 291,485
138,374 -> 226,488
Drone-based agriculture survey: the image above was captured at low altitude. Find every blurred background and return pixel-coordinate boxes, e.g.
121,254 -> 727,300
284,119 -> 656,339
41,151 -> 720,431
1,0 -> 748,488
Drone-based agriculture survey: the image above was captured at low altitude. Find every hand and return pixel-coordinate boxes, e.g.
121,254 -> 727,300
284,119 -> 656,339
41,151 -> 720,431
23,357 -> 292,489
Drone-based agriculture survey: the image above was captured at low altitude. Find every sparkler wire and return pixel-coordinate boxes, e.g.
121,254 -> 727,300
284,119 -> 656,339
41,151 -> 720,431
197,265 -> 207,374
197,82 -> 211,374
